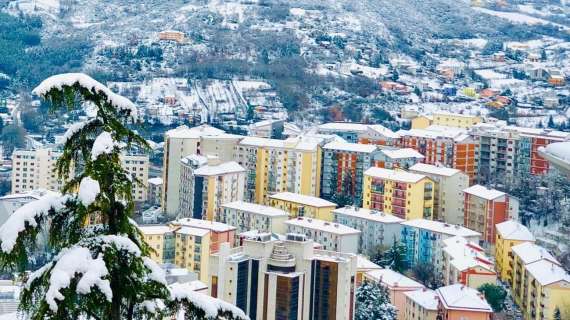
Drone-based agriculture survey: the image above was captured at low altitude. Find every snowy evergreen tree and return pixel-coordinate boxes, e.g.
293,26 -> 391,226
355,280 -> 397,320
0,74 -> 248,320
382,238 -> 408,272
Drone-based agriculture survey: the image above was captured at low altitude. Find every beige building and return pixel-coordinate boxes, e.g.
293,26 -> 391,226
209,234 -> 357,320
161,125 -> 243,217
409,163 -> 469,224
11,148 -> 148,202
11,148 -> 64,194
404,289 -> 438,320
178,154 -> 245,221
268,192 -> 336,221
284,217 -> 360,253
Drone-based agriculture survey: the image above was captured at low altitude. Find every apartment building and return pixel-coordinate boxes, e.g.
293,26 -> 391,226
178,154 -> 245,220
363,167 -> 435,220
162,124 -> 243,217
11,148 -> 64,194
268,192 -> 336,221
0,189 -> 58,226
397,126 -> 464,167
470,123 -> 519,183
409,163 -> 468,224
317,122 -> 400,146
139,224 -> 210,281
510,242 -> 570,320
11,148 -> 148,201
364,269 -> 424,320
170,217 -> 236,253
431,112 -> 482,129
147,177 -> 163,207
333,206 -> 404,255
436,284 -> 493,320
321,141 -> 381,206
442,236 -> 496,288
284,217 -> 360,253
209,234 -> 357,320
515,128 -> 570,176
495,220 -> 535,284
220,201 -> 289,240
403,289 -> 438,320
400,219 -> 481,272
463,184 -> 518,244
234,136 -> 323,204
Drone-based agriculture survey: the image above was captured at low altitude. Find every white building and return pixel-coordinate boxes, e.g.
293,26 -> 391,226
333,206 -> 404,255
220,201 -> 289,240
122,154 -> 149,202
161,125 -> 243,217
179,155 -> 245,221
284,217 -> 360,253
209,234 -> 357,320
441,236 -> 496,288
409,163 -> 469,225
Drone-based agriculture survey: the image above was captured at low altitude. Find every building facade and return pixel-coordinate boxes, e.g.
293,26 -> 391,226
333,206 -> 404,255
268,192 -> 336,221
403,289 -> 438,320
284,217 -> 360,253
436,284 -> 493,320
494,220 -> 535,284
321,141 -> 381,206
178,154 -> 245,220
209,234 -> 357,320
363,167 -> 435,220
463,185 -> 518,244
220,201 -> 289,241
409,163 -> 468,224
161,125 -> 242,217
235,136 -> 323,204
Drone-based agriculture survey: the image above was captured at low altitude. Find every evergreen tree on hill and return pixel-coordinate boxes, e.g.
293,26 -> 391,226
0,73 -> 247,320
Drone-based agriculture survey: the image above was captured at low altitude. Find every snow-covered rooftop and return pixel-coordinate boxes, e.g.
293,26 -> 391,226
176,226 -> 210,237
409,163 -> 462,177
402,219 -> 481,238
364,167 -> 428,183
269,192 -> 336,208
404,289 -> 439,311
172,218 -> 236,232
366,269 -> 424,288
495,220 -> 535,241
323,141 -> 378,153
356,255 -> 382,271
193,161 -> 245,176
318,122 -> 369,132
463,185 -> 506,200
436,284 -> 492,312
165,124 -> 226,139
525,259 -> 570,286
148,177 -> 163,185
222,201 -> 289,217
333,206 -> 404,224
511,242 -> 558,265
285,217 -> 361,235
380,148 -> 425,160
139,225 -> 172,235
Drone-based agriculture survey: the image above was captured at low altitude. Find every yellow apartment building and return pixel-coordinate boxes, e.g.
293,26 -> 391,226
495,220 -> 535,284
432,112 -> 482,128
139,224 -> 211,281
235,136 -> 323,204
268,192 -> 337,221
363,167 -> 434,220
521,260 -> 570,320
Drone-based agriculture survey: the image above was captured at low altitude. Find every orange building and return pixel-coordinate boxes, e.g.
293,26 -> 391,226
170,218 -> 236,253
463,185 -> 518,244
452,135 -> 478,183
436,284 -> 493,320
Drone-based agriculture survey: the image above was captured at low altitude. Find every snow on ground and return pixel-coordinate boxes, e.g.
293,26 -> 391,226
473,7 -> 569,31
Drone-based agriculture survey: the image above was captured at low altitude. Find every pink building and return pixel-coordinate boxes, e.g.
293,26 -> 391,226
436,284 -> 493,320
364,269 -> 424,319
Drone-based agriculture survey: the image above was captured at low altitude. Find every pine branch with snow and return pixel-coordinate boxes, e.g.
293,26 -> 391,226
0,73 -> 248,320
355,280 -> 397,320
